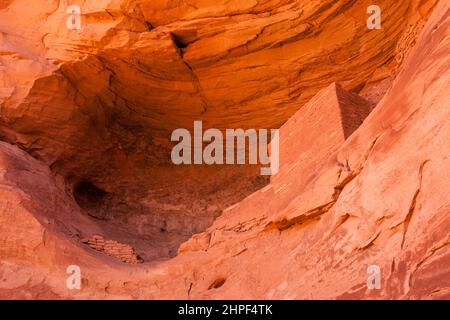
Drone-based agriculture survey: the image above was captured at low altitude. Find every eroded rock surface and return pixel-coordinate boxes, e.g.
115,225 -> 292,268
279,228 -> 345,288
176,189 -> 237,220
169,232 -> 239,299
0,0 -> 448,299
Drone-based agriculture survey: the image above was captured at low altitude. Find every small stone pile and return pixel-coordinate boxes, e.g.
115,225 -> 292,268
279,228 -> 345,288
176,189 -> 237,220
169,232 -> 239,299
82,235 -> 143,264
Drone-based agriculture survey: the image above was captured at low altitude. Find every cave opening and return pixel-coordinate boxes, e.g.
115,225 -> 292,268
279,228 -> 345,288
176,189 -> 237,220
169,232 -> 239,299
67,160 -> 269,262
73,181 -> 111,220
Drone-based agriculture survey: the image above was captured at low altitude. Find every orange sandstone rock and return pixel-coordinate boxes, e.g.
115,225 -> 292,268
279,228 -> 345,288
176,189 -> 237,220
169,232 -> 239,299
0,0 -> 448,300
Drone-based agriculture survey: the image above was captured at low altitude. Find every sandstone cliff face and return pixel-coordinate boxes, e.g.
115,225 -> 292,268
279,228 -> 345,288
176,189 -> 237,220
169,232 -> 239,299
0,0 -> 449,299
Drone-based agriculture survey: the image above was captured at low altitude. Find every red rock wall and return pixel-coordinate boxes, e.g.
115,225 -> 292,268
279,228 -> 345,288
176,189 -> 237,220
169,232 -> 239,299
0,0 -> 448,300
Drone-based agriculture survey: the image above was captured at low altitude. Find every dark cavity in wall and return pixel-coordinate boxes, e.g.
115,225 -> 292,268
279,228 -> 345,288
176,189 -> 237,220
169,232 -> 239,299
73,181 -> 112,220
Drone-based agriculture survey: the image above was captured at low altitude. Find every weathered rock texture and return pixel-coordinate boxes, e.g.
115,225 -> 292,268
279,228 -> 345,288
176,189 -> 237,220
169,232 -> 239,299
0,0 -> 449,299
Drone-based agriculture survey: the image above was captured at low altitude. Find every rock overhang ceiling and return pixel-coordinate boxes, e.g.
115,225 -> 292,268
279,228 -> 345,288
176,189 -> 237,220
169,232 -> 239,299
1,0 -> 437,136
0,0 -> 437,186
0,0 -> 448,299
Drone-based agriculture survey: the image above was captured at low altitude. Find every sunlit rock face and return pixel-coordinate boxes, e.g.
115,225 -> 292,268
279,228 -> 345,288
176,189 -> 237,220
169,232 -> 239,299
0,0 -> 449,299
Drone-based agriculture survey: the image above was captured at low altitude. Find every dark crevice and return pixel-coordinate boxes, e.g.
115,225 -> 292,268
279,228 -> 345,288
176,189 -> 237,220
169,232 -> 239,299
73,181 -> 112,220
170,32 -> 209,114
170,33 -> 191,59
208,278 -> 226,290
351,82 -> 366,94
171,33 -> 190,49
144,21 -> 153,31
